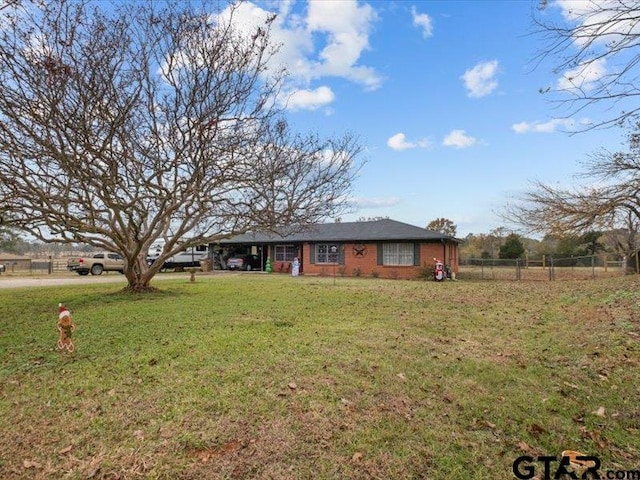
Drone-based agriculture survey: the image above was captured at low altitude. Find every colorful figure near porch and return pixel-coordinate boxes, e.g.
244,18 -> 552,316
265,258 -> 273,273
57,303 -> 75,353
291,257 -> 300,277
433,258 -> 445,282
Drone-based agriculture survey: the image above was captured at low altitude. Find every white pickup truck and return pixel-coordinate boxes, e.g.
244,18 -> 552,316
67,252 -> 125,276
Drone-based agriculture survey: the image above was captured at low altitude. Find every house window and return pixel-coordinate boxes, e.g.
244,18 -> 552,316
316,244 -> 340,264
382,243 -> 414,265
275,245 -> 297,262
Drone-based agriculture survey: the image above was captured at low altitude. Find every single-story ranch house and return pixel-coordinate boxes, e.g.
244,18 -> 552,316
215,219 -> 460,279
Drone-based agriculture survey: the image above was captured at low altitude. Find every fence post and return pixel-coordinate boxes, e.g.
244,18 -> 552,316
548,256 -> 554,281
516,258 -> 521,281
591,255 -> 595,279
48,255 -> 53,275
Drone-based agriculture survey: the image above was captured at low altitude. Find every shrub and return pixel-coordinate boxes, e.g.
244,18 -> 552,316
416,261 -> 434,281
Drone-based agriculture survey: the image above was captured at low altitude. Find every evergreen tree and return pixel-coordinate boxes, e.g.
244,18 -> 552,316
498,234 -> 525,259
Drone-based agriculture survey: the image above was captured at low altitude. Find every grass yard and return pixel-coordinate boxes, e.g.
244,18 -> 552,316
0,274 -> 639,479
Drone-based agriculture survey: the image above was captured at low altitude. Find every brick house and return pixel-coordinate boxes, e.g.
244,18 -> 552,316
216,219 -> 460,279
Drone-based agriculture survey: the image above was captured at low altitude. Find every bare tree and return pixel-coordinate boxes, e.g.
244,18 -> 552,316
0,1 -> 362,291
505,124 -> 640,266
426,217 -> 457,237
535,1 -> 640,129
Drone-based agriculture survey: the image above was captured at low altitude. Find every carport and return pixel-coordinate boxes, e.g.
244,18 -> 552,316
210,242 -> 271,271
214,235 -> 304,273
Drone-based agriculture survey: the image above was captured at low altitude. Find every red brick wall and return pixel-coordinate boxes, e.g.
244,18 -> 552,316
266,245 -> 301,274
298,242 -> 458,279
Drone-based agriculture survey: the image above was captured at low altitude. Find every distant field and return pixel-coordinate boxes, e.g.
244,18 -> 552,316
458,264 -> 626,282
0,275 -> 638,479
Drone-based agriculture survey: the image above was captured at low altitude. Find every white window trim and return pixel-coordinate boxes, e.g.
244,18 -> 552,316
316,243 -> 340,264
382,243 -> 414,266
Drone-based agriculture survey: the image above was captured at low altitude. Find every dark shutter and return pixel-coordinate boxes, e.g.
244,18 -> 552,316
377,243 -> 383,265
309,243 -> 315,264
339,244 -> 345,265
414,243 -> 421,266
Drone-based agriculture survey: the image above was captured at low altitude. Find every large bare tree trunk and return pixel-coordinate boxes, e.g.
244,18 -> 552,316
123,255 -> 159,293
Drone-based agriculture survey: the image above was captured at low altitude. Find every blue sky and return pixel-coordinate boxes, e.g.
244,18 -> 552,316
228,0 -> 629,237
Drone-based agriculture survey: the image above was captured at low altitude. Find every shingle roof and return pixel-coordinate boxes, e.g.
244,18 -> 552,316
219,219 -> 459,244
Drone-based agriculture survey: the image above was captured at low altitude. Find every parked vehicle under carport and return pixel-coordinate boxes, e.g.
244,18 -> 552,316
226,254 -> 261,271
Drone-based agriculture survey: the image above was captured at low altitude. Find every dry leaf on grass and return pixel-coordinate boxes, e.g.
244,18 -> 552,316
529,423 -> 548,437
85,459 -> 101,478
476,419 -> 497,429
516,441 -> 543,457
593,406 -> 606,417
23,459 -> 42,469
580,427 -> 608,449
58,445 -> 73,455
351,452 -> 363,462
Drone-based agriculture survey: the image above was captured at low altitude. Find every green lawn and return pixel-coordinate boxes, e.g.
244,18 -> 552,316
1,274 -> 639,479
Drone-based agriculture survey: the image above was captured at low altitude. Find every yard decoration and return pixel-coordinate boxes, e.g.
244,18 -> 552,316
57,303 -> 75,353
265,258 -> 272,273
291,257 -> 300,276
433,258 -> 445,281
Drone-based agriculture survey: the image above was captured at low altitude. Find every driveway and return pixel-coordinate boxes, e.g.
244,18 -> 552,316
0,272 -> 207,289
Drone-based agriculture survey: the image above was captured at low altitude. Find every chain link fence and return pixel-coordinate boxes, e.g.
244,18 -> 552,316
459,253 -> 634,281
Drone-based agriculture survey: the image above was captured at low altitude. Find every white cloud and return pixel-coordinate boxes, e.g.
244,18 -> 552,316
387,133 -> 432,151
557,58 -> 607,92
552,1 -> 634,95
351,196 -> 402,208
511,118 -> 575,134
461,60 -> 499,98
442,130 -> 477,149
411,6 -> 433,38
285,86 -> 335,111
305,1 -> 381,90
555,0 -> 640,47
217,1 -> 381,111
